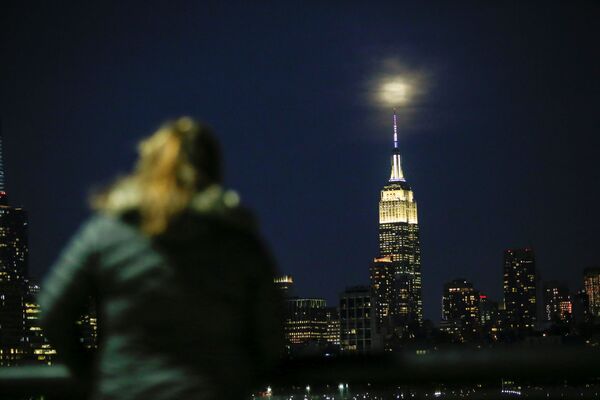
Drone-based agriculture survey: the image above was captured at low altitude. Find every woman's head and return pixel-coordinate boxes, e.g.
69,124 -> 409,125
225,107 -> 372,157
136,117 -> 222,187
93,117 -> 222,235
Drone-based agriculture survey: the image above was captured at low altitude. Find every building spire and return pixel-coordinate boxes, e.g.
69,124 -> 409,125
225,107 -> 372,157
393,108 -> 399,149
389,109 -> 405,182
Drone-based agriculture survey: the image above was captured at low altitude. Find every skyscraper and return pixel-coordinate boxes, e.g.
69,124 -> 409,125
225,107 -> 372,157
372,111 -> 423,337
503,248 -> 537,330
583,267 -> 600,317
0,133 -> 28,366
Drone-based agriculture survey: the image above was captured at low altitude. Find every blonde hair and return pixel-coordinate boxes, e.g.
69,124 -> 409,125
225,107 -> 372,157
92,117 -> 222,235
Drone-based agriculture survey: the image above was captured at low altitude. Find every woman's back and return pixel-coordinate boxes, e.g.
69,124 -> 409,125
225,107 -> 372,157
40,196 -> 283,400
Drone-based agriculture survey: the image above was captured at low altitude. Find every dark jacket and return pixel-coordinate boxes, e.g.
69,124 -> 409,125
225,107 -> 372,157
39,190 -> 284,400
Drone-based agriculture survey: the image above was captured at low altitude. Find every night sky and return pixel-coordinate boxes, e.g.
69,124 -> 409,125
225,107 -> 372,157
2,2 -> 598,322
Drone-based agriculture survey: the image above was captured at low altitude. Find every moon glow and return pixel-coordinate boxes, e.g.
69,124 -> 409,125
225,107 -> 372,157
379,78 -> 411,105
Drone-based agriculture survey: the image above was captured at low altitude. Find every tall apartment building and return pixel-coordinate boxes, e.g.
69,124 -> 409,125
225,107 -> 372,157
441,279 -> 480,342
503,248 -> 537,330
584,267 -> 600,317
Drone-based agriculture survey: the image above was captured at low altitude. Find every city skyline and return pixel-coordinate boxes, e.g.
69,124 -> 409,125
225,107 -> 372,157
3,105 -> 595,323
2,2 -> 598,321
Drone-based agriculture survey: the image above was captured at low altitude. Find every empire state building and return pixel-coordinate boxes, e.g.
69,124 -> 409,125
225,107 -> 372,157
370,112 -> 423,339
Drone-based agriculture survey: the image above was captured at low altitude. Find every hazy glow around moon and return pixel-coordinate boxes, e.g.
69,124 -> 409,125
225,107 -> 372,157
367,57 -> 430,110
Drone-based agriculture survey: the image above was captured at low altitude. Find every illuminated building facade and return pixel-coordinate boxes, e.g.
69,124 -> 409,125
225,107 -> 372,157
339,286 -> 373,353
442,279 -> 480,322
324,306 -> 340,346
78,299 -> 98,350
284,298 -> 327,345
370,256 -> 394,335
373,112 -> 423,337
441,279 -> 480,342
479,294 -> 499,326
543,281 -> 572,323
584,267 -> 600,317
274,275 -> 294,297
23,280 -> 56,364
503,248 -> 537,330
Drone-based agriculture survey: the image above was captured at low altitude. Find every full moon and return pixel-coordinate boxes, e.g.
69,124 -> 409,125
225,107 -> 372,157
379,77 -> 410,105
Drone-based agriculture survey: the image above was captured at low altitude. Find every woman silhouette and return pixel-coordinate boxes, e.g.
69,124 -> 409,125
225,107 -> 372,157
39,117 -> 284,399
